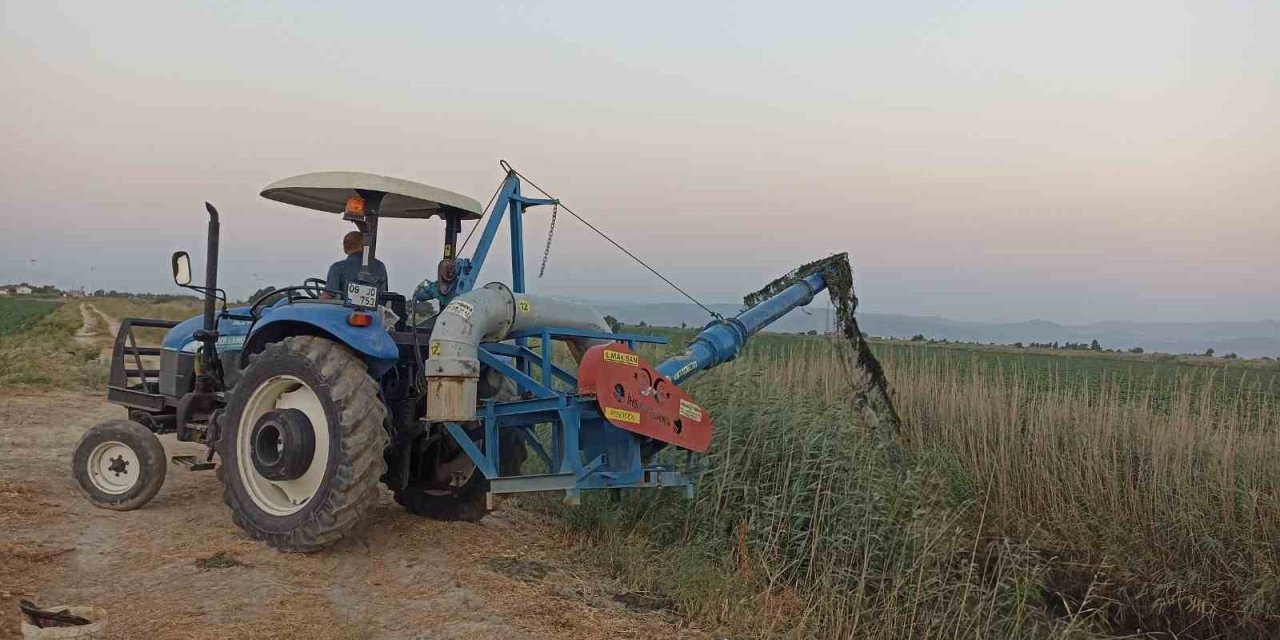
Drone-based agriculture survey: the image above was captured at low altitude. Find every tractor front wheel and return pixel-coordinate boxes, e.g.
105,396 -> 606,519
72,419 -> 168,511
217,336 -> 388,552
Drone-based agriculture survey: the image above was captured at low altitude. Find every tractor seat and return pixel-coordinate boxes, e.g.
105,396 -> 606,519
260,172 -> 483,220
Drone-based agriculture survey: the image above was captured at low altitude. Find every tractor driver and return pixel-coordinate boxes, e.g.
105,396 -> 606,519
323,230 -> 388,298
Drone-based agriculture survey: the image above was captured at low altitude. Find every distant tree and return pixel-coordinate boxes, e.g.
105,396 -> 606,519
910,334 -> 926,342
1223,352 -> 1238,359
1090,339 -> 1102,351
1128,346 -> 1144,354
603,315 -> 623,332
681,321 -> 687,329
806,329 -> 817,336
1013,342 -> 1023,348
247,285 -> 283,305
637,320 -> 648,328
1204,347 -> 1215,357
1052,341 -> 1059,349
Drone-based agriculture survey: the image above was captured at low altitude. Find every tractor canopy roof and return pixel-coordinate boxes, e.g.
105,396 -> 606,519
260,171 -> 483,220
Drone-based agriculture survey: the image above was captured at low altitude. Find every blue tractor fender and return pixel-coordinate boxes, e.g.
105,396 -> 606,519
243,303 -> 399,378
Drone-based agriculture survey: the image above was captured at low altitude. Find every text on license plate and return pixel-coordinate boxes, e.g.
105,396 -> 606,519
346,283 -> 378,308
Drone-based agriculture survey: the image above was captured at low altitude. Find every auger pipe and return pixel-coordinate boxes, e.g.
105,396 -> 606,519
656,272 -> 827,385
423,281 -> 612,422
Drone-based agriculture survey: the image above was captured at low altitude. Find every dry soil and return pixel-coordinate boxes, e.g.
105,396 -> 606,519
0,391 -> 706,639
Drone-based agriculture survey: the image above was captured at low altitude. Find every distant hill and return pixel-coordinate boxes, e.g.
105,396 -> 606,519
592,302 -> 1280,359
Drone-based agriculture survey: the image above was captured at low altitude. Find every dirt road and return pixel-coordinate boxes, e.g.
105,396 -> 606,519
72,303 -> 119,358
0,390 -> 706,639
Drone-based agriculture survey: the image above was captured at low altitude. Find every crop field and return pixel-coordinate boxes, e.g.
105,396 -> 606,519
0,298 -> 59,336
872,339 -> 1280,407
560,327 -> 1280,639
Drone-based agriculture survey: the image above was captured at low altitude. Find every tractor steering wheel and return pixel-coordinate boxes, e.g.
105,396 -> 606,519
301,278 -> 327,299
248,279 -> 340,319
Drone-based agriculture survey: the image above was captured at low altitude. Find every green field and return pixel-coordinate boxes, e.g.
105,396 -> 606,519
635,325 -> 1280,409
872,339 -> 1280,402
0,298 -> 59,336
557,324 -> 1280,639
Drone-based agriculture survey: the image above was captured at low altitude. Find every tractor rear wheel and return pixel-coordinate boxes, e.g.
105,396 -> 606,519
217,336 -> 388,552
392,427 -> 526,521
72,419 -> 167,511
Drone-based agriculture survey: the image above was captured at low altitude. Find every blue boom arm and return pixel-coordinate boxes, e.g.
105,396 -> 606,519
656,272 -> 828,384
419,165 -> 838,503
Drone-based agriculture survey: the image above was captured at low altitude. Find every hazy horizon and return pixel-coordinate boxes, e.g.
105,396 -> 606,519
2,1 -> 1276,325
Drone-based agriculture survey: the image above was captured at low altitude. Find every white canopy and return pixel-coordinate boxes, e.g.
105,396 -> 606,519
260,171 -> 483,220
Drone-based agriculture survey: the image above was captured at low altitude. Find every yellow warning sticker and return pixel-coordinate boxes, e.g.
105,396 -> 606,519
430,342 -> 442,356
679,399 -> 703,422
603,350 -> 639,366
605,407 -> 641,424
518,300 -> 532,313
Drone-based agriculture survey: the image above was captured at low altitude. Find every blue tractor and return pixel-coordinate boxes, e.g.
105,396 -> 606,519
72,165 -> 838,552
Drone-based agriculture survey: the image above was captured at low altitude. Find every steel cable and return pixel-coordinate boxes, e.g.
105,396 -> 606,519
498,161 -> 721,319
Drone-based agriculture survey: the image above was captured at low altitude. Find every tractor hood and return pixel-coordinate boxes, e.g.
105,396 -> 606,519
162,302 -> 399,378
161,308 -> 254,354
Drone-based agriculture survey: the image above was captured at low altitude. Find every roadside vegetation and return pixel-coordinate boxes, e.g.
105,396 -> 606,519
0,297 -> 201,389
550,327 -> 1280,639
0,300 -> 102,387
89,297 -> 202,323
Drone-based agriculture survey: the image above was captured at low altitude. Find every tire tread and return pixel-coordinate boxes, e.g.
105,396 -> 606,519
217,336 -> 388,552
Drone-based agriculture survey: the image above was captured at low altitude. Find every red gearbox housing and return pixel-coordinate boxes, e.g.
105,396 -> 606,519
577,343 -> 712,453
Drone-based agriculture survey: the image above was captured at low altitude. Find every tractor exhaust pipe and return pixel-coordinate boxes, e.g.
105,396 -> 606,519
424,283 -> 612,422
201,202 -> 220,339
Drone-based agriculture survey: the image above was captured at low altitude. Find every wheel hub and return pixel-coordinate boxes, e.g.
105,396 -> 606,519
250,408 -> 316,481
107,455 -> 130,476
236,375 -> 332,516
87,441 -> 141,495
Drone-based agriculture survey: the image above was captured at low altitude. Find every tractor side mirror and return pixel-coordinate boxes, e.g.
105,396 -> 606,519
171,251 -> 193,286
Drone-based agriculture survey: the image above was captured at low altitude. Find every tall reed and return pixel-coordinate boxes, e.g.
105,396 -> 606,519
556,338 -> 1280,638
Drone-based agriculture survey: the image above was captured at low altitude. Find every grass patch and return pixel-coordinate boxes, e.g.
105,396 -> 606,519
0,301 -> 102,389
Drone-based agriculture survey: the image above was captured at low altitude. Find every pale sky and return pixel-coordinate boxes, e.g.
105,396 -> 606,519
1,0 -> 1276,323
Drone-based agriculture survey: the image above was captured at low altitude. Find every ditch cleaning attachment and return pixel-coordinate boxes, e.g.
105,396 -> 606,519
421,262 -> 840,503
75,160 -> 887,552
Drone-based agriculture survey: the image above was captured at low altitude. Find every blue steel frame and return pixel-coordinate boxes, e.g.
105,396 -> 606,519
448,170 -> 555,300
443,326 -> 701,503
432,169 -> 702,502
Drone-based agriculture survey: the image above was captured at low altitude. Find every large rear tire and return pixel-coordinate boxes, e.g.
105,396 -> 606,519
72,419 -> 167,511
392,428 -> 526,521
217,336 -> 388,552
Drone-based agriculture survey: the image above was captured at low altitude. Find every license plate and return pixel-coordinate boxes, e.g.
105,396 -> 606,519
346,283 -> 378,309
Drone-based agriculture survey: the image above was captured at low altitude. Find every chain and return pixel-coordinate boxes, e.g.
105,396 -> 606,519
538,202 -> 558,278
